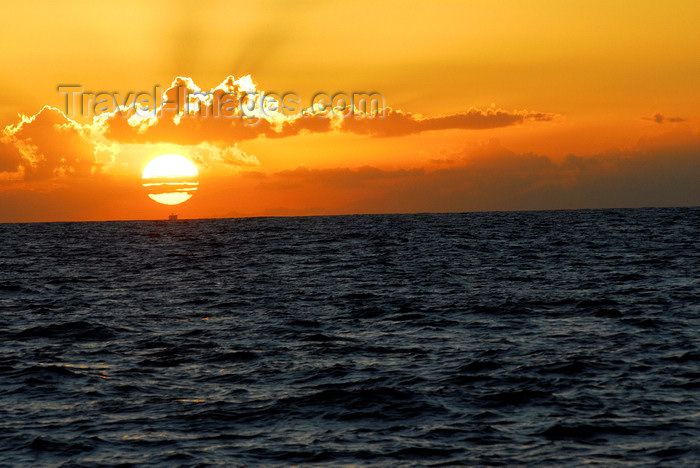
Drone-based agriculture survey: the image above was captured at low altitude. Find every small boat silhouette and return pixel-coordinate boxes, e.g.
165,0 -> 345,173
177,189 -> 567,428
168,214 -> 178,221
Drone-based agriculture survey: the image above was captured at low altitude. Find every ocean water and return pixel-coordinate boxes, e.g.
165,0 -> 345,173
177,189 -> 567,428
1,207 -> 698,466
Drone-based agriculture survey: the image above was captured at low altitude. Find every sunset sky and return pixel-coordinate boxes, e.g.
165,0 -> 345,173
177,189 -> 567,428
1,0 -> 698,222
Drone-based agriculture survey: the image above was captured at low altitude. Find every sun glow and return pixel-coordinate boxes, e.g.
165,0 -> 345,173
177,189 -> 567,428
142,154 -> 199,205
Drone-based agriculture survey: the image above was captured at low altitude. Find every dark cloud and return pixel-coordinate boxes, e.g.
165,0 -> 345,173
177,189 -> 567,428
643,113 -> 686,124
339,107 -> 556,137
245,134 -> 700,215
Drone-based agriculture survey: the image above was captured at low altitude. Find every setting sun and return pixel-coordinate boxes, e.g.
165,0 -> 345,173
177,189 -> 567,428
142,154 -> 199,205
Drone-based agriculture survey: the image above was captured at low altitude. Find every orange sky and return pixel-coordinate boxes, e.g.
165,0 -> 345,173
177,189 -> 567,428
1,0 -> 699,222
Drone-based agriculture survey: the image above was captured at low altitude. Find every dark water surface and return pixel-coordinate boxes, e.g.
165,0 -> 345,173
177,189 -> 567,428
1,208 -> 699,466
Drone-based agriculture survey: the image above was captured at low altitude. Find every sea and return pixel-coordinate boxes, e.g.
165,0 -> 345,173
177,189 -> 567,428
0,207 -> 698,466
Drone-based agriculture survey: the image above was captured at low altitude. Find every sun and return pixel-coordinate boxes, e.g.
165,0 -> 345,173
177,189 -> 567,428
142,154 -> 199,205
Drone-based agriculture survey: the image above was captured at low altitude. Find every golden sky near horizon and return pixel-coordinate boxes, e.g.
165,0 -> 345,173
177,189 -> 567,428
1,0 -> 699,221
